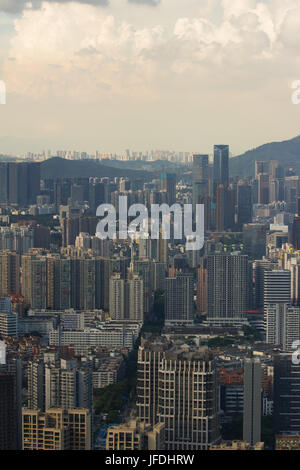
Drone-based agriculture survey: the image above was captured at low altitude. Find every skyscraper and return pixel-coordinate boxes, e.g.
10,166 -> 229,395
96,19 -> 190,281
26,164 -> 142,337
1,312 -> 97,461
192,154 -> 209,213
165,272 -> 194,325
237,183 -> 252,230
263,270 -> 291,308
207,254 -> 249,326
109,273 -> 125,320
243,224 -> 266,260
243,357 -> 262,446
213,145 -> 229,197
273,354 -> 300,436
216,184 -> 235,232
265,304 -> 300,350
137,336 -> 220,450
0,372 -> 17,450
158,347 -> 220,450
160,173 -> 176,206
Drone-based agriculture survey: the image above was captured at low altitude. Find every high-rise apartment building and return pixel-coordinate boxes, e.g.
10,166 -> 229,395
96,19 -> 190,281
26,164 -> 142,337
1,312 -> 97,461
137,336 -> 220,450
21,252 -> 48,309
265,304 -> 300,350
27,356 -> 93,413
207,254 -> 249,326
165,273 -> 194,325
0,251 -> 20,297
109,273 -> 125,320
22,408 -> 91,450
158,347 -> 220,450
106,419 -> 165,450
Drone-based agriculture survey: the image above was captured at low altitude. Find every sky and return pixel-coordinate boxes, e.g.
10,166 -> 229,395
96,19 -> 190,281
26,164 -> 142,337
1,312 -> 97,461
1,0 -> 300,155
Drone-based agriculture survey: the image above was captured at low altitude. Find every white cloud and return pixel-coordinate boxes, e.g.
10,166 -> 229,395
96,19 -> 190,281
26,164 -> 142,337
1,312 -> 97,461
2,0 -> 300,154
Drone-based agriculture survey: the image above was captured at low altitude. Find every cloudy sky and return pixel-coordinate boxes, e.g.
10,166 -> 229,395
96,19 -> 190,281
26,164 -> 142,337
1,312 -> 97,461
0,0 -> 300,155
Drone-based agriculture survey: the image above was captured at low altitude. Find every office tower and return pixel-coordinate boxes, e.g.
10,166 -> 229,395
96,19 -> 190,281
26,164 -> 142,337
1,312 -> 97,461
197,265 -> 208,314
54,180 -> 71,207
255,161 -> 270,178
109,273 -> 125,320
0,251 -> 20,297
198,193 -> 212,232
237,183 -> 252,229
253,259 -> 276,310
192,154 -> 209,212
165,273 -> 194,325
2,357 -> 23,449
243,357 -> 262,446
213,145 -> 229,196
290,216 -> 300,250
216,184 -> 235,231
263,270 -> 291,308
21,252 -> 47,309
156,230 -> 168,264
0,307 -> 18,337
132,259 -> 153,315
265,304 -> 300,350
158,347 -> 220,450
137,336 -> 171,425
257,173 -> 270,204
127,274 -> 144,321
0,162 -> 9,203
243,224 -> 266,259
139,236 -> 153,260
70,184 -> 84,204
0,372 -> 17,449
22,408 -> 91,450
207,254 -> 249,326
193,154 -> 209,186
285,176 -> 300,213
33,225 -> 51,250
6,162 -> 41,206
153,262 -> 166,291
89,182 -> 106,213
273,354 -> 300,436
106,420 -> 165,450
160,173 -> 176,206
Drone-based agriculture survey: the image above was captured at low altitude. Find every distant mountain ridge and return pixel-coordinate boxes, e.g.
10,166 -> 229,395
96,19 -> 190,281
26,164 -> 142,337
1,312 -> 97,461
230,135 -> 300,176
40,157 -> 156,180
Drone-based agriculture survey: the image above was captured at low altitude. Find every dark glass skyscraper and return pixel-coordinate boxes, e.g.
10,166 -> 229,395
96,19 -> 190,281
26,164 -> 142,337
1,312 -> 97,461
213,145 -> 229,197
274,354 -> 300,436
